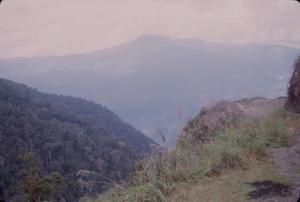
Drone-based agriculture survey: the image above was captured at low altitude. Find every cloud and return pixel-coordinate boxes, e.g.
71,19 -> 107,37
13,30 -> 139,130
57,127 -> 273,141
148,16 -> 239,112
0,0 -> 299,58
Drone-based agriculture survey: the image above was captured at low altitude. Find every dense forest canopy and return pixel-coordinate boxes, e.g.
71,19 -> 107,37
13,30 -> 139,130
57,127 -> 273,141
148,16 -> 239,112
0,78 -> 155,201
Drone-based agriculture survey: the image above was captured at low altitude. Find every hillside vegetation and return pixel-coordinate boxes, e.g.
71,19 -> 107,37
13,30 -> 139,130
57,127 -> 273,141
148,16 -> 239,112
0,79 -> 155,202
90,97 -> 299,201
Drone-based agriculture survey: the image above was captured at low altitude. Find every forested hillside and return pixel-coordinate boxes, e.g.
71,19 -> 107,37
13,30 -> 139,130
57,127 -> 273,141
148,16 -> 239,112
0,78 -> 155,201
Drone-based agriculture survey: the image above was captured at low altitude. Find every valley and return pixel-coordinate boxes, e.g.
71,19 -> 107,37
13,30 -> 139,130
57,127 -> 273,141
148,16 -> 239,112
1,36 -> 299,146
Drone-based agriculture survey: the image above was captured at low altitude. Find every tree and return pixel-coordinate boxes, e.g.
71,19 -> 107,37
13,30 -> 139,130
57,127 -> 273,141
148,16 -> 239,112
19,152 -> 66,202
48,172 -> 67,201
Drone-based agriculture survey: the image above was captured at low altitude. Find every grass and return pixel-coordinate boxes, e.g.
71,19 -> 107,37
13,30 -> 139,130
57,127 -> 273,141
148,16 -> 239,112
169,158 -> 289,202
90,111 -> 291,202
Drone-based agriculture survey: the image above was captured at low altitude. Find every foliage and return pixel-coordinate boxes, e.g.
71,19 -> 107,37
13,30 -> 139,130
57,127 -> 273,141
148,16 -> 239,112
0,79 -> 155,201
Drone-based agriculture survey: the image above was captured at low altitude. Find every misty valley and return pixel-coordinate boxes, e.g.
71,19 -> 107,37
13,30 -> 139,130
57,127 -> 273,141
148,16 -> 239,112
1,36 -> 299,146
1,1 -> 300,201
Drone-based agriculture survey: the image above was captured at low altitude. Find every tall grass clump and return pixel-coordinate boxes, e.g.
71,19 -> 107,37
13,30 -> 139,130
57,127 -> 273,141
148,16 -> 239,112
97,112 -> 289,202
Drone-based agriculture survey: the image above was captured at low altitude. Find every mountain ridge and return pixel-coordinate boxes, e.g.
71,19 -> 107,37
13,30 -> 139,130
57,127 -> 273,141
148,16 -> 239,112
1,35 -> 299,61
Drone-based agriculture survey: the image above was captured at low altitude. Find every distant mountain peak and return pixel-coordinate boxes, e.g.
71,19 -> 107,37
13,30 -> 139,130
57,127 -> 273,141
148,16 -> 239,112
128,35 -> 173,48
134,34 -> 172,42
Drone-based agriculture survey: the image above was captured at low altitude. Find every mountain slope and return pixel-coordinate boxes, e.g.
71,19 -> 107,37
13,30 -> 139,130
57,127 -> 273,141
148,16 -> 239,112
1,35 -> 299,146
0,78 -> 155,201
94,96 -> 300,202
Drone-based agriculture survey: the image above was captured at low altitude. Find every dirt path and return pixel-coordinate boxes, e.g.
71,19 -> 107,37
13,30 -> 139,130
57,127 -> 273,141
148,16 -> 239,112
270,135 -> 300,201
252,116 -> 300,202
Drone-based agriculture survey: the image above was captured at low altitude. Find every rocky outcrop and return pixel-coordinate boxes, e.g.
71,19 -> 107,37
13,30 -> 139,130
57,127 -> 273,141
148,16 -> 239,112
181,97 -> 286,144
286,57 -> 300,113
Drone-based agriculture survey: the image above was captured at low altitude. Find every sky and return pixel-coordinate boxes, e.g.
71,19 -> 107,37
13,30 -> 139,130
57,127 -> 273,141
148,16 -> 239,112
0,0 -> 299,58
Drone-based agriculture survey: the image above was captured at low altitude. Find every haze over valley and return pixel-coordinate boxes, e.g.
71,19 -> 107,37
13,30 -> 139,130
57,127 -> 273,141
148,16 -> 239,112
1,1 -> 300,201
1,35 -> 299,145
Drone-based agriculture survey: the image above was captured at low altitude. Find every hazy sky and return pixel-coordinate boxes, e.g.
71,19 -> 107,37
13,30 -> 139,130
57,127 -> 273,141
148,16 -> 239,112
0,0 -> 299,58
